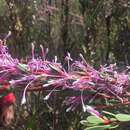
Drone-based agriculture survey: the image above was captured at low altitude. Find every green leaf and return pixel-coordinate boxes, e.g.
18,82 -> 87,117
102,111 -> 116,117
84,125 -> 111,130
87,116 -> 104,124
109,124 -> 119,129
128,75 -> 130,80
26,114 -> 37,130
116,114 -> 130,122
17,63 -> 28,72
80,120 -> 88,125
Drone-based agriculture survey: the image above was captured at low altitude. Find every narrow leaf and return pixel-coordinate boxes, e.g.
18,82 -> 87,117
102,111 -> 116,117
85,125 -> 111,130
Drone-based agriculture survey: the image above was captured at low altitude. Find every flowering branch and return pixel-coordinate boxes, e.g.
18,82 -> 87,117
0,38 -> 130,129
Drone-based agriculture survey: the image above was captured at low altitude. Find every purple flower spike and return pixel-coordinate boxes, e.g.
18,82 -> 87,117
0,41 -> 129,112
85,105 -> 101,118
40,44 -> 45,61
65,52 -> 73,72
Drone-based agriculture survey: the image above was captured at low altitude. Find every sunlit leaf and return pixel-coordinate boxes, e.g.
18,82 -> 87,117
87,116 -> 104,124
115,114 -> 130,122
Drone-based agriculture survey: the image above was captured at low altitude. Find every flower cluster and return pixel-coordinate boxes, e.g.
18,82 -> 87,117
0,40 -> 130,115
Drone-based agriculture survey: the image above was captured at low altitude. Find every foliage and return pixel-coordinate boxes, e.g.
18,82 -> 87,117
81,111 -> 130,130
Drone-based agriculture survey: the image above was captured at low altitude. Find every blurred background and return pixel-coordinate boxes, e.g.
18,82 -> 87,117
0,0 -> 130,130
0,0 -> 130,66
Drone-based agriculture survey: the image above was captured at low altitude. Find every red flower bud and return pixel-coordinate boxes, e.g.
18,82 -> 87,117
2,93 -> 16,105
103,119 -> 110,125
